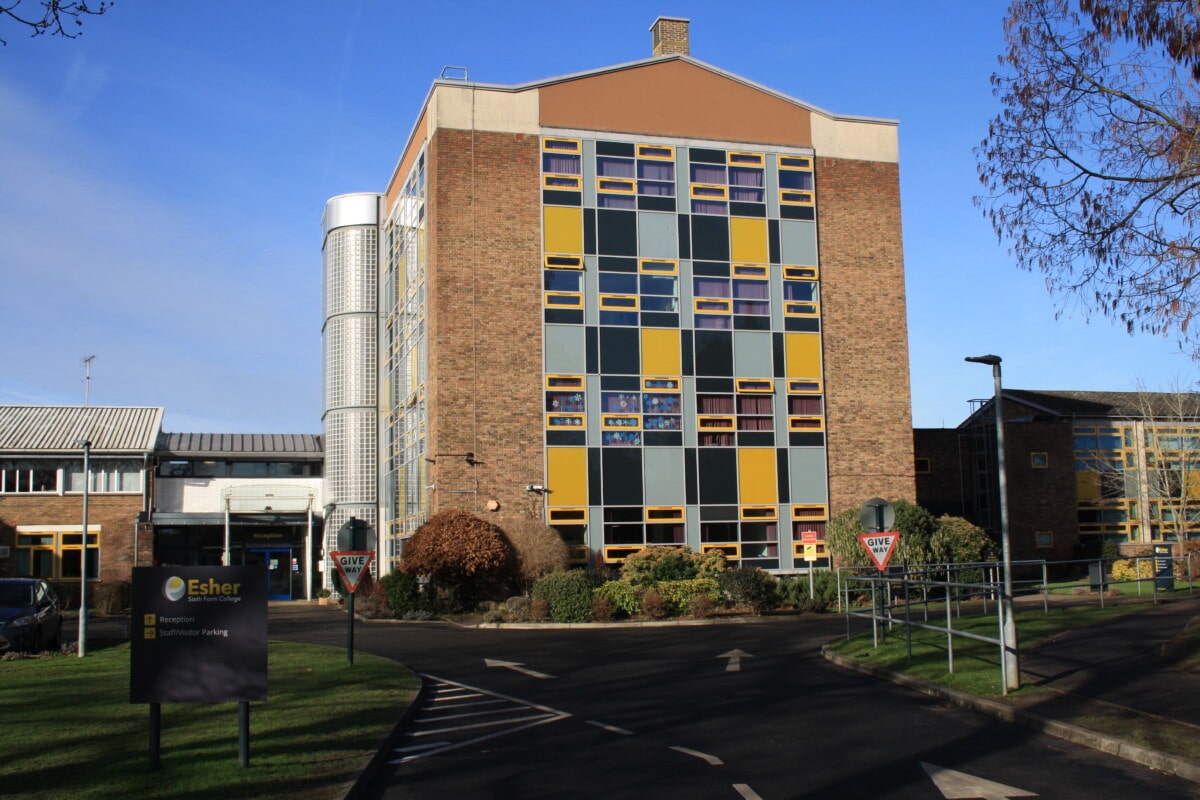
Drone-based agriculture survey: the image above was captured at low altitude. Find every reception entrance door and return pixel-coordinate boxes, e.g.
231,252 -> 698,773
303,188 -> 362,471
247,548 -> 292,600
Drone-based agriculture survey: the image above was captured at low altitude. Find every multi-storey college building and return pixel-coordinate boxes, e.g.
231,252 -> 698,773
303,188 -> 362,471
322,18 -> 916,576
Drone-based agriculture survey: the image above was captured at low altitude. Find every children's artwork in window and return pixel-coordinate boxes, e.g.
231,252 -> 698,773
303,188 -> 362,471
547,391 -> 585,413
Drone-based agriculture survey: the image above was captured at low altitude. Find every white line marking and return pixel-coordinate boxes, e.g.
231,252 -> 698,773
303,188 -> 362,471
422,698 -> 507,711
734,785 -> 763,800
431,692 -> 484,702
669,745 -> 724,766
393,741 -> 451,754
484,658 -> 556,679
421,674 -> 570,716
417,707 -> 531,723
586,720 -> 634,735
413,712 -> 557,737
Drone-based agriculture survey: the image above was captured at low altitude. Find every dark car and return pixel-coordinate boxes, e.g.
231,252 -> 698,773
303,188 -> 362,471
0,578 -> 62,653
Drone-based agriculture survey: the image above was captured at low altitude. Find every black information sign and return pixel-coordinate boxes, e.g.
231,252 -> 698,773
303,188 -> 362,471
130,566 -> 268,704
1154,544 -> 1175,592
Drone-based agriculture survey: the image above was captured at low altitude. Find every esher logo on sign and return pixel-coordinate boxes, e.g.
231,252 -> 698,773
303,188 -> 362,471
857,531 -> 901,572
331,551 -> 374,593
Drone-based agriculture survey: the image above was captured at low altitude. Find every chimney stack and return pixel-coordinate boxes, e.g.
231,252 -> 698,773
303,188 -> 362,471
650,16 -> 690,57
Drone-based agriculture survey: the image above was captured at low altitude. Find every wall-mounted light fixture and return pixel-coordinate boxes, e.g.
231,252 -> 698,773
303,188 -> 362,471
524,484 -> 547,493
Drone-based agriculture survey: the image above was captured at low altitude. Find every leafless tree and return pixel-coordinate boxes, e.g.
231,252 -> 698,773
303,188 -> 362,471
1,1 -> 112,45
978,1 -> 1200,350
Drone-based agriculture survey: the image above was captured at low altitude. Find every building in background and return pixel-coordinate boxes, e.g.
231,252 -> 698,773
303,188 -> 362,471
322,17 -> 916,576
915,389 -> 1200,561
0,406 -> 160,587
151,433 -> 324,600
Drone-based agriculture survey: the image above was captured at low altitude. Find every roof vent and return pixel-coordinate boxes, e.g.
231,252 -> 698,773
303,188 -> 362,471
650,16 -> 690,57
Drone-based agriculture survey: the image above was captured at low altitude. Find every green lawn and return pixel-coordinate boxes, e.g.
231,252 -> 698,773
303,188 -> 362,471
829,600 -> 1200,761
0,640 -> 419,800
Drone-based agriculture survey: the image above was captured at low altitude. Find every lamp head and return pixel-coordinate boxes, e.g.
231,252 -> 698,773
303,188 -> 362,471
964,354 -> 1002,366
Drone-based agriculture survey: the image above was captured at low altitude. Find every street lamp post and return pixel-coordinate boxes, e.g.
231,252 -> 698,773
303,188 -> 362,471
77,439 -> 91,658
965,354 -> 1019,691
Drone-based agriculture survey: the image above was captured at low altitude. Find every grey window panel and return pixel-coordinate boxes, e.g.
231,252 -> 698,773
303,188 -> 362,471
789,447 -> 829,505
644,448 -> 686,505
779,219 -> 818,265
733,331 -> 773,377
545,325 -> 587,374
638,211 -> 678,259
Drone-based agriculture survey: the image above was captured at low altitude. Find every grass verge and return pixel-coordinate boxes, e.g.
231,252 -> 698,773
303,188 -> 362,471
828,601 -> 1200,762
0,640 -> 419,800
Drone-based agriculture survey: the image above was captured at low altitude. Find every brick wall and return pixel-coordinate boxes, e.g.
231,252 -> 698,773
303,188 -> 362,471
914,428 -> 969,518
0,494 -> 148,582
817,156 -> 915,513
425,128 -> 544,526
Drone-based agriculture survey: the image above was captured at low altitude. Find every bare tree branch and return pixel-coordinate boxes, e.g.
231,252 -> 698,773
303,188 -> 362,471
0,1 -> 112,46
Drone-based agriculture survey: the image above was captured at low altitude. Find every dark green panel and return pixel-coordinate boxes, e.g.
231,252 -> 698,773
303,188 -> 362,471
547,431 -> 586,447
638,196 -> 676,212
602,448 -> 643,505
588,447 -> 602,504
584,209 -> 596,254
690,148 -> 726,164
768,220 -> 781,264
586,326 -> 599,374
698,449 -> 738,505
691,216 -> 730,262
694,330 -> 733,376
600,326 -> 640,375
597,140 -> 635,157
598,209 -> 638,256
776,448 -> 790,504
544,190 -> 582,207
785,318 -> 821,333
678,214 -> 691,259
730,202 -> 765,218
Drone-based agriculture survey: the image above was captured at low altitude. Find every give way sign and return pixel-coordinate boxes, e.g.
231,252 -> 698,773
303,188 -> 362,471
857,532 -> 901,572
331,550 -> 374,592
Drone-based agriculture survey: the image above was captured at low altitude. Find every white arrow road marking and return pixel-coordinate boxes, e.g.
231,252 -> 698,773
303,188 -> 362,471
733,785 -> 764,800
586,720 -> 634,735
484,658 -> 556,679
718,649 -> 753,672
922,763 -> 1038,799
669,746 -> 724,765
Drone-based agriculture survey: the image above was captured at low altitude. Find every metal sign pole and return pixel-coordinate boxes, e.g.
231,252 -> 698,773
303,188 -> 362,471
347,590 -> 355,667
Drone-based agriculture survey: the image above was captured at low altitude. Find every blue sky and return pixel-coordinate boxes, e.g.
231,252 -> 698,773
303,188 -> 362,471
1,0 -> 1193,433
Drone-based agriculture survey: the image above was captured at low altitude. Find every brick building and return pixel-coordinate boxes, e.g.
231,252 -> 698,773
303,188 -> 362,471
0,406 -> 160,591
915,389 -> 1200,562
322,18 -> 916,575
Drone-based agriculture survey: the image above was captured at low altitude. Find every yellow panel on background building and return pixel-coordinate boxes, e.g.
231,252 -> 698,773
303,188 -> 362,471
1076,471 -> 1101,501
730,218 -> 768,264
785,333 -> 822,378
738,448 -> 777,505
547,447 -> 588,506
544,206 -> 583,254
641,329 -> 681,375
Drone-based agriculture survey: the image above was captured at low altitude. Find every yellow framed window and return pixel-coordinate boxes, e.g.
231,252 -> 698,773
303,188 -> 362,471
640,259 -> 678,274
646,507 -> 684,522
783,266 -> 819,280
548,507 -> 588,523
637,144 -> 675,160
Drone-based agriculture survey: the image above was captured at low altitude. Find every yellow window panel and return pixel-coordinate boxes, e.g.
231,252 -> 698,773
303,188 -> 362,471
546,375 -> 584,389
779,155 -> 813,170
547,448 -> 588,506
637,144 -> 675,160
545,255 -> 583,269
544,175 -> 582,190
792,504 -> 827,520
702,543 -> 739,558
544,292 -> 583,307
739,448 -> 777,505
736,378 -> 773,393
785,333 -> 822,379
646,507 -> 684,521
784,266 -> 819,280
1076,471 -> 1101,501
604,545 -> 645,563
543,137 -> 581,153
544,206 -> 583,255
740,506 -> 778,520
641,329 -> 681,375
728,151 -> 764,166
643,377 -> 681,391
567,545 -> 591,563
549,507 -> 588,522
640,259 -> 678,274
730,217 -> 768,263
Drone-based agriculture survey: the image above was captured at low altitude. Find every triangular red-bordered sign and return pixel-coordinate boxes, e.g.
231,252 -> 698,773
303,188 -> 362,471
331,550 -> 374,593
857,532 -> 901,572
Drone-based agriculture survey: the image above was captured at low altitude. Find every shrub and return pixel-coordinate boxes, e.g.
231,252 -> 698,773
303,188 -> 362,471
529,598 -> 549,622
639,587 -> 666,619
778,571 -> 838,611
90,581 -> 130,615
592,594 -> 614,622
502,519 -> 570,594
399,509 -> 515,605
531,570 -> 595,623
595,581 -> 640,617
621,547 -> 697,586
656,578 -> 720,616
380,571 -> 423,617
1111,557 -> 1156,581
718,567 -> 778,615
689,593 -> 716,619
505,595 -> 530,621
355,580 -> 391,617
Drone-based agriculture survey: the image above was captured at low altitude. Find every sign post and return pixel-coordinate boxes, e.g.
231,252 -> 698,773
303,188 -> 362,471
331,549 -> 374,666
1154,544 -> 1175,593
130,566 -> 267,769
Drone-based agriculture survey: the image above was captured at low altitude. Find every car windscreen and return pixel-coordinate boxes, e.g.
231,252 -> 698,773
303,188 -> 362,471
0,584 -> 35,607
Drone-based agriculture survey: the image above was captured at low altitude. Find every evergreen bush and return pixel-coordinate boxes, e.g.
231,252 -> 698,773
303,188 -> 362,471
531,570 -> 594,623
